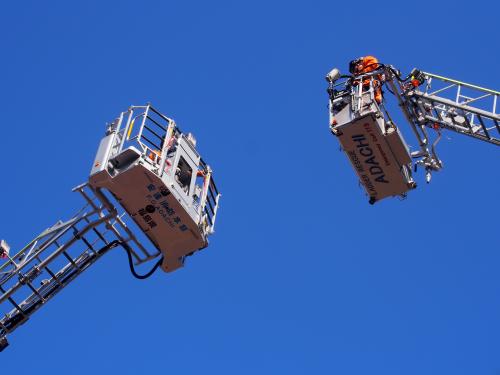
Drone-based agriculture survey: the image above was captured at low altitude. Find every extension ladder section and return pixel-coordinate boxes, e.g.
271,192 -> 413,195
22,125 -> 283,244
0,184 -> 160,350
397,71 -> 500,145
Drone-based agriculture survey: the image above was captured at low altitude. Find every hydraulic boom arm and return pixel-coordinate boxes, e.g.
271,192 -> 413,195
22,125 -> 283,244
394,70 -> 500,145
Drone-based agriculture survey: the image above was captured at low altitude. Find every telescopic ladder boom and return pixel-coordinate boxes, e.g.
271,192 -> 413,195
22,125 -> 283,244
0,184 -> 159,351
392,70 -> 500,145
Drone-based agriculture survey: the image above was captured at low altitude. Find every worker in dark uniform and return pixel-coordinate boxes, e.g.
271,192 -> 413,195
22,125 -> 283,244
349,56 -> 383,104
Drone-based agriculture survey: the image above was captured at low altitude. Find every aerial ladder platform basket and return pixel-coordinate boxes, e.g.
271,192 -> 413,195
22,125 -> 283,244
327,68 -> 415,204
89,104 -> 221,272
326,64 -> 499,204
0,104 -> 221,351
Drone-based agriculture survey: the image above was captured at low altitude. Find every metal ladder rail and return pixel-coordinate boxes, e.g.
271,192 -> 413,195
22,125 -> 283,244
404,91 -> 500,145
402,72 -> 500,145
0,210 -> 117,342
75,183 -> 159,264
0,185 -> 152,350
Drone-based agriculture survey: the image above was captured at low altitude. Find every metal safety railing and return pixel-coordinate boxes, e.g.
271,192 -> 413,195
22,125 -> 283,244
327,71 -> 384,118
101,104 -> 221,234
112,105 -> 178,170
198,161 -> 221,236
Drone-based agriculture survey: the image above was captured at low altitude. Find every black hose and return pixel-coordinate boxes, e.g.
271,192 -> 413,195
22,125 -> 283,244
382,64 -> 413,82
98,240 -> 164,280
120,241 -> 163,280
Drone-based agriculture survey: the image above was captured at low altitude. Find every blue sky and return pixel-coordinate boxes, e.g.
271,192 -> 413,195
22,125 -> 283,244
0,0 -> 499,374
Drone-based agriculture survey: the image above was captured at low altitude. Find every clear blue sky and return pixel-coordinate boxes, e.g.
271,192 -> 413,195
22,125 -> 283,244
1,1 -> 499,374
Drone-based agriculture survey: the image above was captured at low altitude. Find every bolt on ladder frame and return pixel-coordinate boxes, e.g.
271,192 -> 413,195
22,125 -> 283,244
0,184 -> 160,351
386,70 -> 500,173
